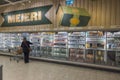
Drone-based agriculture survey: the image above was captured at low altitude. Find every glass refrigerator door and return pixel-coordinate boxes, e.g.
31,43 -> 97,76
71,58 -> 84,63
107,31 -> 120,66
86,31 -> 106,64
53,32 -> 68,58
29,32 -> 41,57
68,32 -> 85,62
40,32 -> 54,57
116,51 -> 120,66
0,33 -> 22,52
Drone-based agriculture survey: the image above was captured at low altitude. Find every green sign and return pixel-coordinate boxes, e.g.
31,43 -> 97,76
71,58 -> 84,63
0,5 -> 53,27
57,6 -> 91,27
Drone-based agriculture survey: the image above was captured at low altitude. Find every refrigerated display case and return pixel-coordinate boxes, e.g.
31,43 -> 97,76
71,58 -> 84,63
68,32 -> 85,62
52,32 -> 68,58
106,31 -> 120,66
29,33 -> 41,57
10,33 -> 22,48
86,31 -> 106,63
0,30 -> 120,67
0,33 -> 22,52
40,32 -> 54,57
29,32 -> 54,57
41,32 -> 54,47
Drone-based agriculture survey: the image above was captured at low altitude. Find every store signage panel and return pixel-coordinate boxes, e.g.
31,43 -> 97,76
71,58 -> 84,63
57,6 -> 91,27
0,5 -> 52,27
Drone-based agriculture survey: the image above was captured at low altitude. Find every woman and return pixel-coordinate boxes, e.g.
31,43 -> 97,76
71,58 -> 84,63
21,37 -> 32,63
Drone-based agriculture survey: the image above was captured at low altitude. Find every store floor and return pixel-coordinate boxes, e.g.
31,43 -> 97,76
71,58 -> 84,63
0,56 -> 120,80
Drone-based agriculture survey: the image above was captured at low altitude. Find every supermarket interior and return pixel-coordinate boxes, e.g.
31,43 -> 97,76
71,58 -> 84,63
0,0 -> 120,80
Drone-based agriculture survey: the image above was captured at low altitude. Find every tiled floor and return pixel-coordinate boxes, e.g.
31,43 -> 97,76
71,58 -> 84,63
0,56 -> 120,80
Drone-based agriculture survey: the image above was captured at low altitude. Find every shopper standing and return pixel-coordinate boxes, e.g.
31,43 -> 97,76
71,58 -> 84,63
21,37 -> 32,63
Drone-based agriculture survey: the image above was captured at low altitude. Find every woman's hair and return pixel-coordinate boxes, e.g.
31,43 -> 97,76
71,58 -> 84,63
23,37 -> 27,40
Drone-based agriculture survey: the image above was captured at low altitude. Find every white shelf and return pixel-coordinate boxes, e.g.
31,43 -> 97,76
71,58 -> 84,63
68,39 -> 85,41
69,35 -> 85,37
53,46 -> 67,48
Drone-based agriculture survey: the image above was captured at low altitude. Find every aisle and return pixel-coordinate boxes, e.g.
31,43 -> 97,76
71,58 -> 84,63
0,56 -> 119,80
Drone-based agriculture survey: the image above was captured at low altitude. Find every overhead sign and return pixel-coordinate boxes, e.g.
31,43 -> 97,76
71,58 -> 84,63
57,6 -> 91,27
0,5 -> 52,27
66,0 -> 74,5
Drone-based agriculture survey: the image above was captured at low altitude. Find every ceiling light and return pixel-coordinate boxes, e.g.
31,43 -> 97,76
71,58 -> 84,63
28,0 -> 31,3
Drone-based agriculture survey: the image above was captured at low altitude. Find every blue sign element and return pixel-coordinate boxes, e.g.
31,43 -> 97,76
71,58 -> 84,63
66,0 -> 74,5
